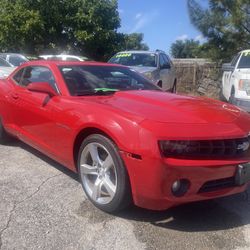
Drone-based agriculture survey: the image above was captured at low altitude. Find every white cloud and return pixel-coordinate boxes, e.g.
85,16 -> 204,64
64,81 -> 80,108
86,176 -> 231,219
118,9 -> 124,14
195,34 -> 206,43
176,34 -> 188,41
135,13 -> 142,19
130,10 -> 159,33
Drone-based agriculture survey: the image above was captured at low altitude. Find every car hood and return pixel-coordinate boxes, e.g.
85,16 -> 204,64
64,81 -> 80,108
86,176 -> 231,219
82,90 -> 244,124
129,66 -> 156,74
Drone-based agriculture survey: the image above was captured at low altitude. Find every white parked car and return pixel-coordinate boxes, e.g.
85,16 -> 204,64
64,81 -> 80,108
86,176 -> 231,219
221,50 -> 250,111
39,54 -> 89,61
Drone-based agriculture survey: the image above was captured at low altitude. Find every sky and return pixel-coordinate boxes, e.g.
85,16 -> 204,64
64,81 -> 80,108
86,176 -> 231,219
118,0 -> 208,54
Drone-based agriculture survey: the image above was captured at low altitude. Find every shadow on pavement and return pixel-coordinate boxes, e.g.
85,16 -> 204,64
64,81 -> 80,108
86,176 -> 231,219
116,195 -> 250,232
7,140 -> 250,233
8,140 -> 79,181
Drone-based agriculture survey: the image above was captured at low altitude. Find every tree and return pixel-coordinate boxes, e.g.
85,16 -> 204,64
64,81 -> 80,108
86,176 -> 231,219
123,33 -> 149,51
0,0 -> 149,60
187,0 -> 250,61
170,39 -> 206,58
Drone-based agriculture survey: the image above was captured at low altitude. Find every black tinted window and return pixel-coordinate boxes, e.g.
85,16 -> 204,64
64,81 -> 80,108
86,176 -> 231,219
13,68 -> 24,83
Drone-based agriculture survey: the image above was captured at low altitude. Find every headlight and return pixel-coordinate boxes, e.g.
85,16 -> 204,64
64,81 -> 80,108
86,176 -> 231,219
159,140 -> 200,158
143,72 -> 152,79
239,79 -> 250,92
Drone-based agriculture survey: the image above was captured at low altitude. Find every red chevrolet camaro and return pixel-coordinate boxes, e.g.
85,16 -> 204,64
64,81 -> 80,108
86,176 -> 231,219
0,60 -> 250,213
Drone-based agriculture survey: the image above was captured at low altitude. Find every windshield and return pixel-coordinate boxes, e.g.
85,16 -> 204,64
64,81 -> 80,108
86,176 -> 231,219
9,55 -> 28,66
0,58 -> 11,67
59,65 -> 160,96
109,53 -> 157,67
238,52 -> 250,68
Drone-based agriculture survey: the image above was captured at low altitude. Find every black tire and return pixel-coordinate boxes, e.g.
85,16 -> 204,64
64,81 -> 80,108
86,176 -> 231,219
0,119 -> 11,144
229,89 -> 236,104
172,80 -> 177,93
78,134 -> 132,213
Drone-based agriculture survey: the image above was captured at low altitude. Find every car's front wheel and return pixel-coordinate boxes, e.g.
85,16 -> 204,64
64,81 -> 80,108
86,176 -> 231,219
78,134 -> 131,213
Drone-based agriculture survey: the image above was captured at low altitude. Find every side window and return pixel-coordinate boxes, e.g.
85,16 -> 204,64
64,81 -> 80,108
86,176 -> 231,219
162,54 -> 171,68
16,66 -> 59,92
159,54 -> 165,68
13,68 -> 25,84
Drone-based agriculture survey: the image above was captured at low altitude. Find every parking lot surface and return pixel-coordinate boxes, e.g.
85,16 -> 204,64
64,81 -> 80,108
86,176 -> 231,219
1,141 -> 250,250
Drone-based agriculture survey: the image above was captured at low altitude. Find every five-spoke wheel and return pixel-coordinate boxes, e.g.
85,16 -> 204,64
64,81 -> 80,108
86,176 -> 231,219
78,134 -> 131,213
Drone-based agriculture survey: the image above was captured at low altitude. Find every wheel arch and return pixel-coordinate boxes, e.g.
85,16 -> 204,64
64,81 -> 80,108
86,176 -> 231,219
73,127 -> 116,172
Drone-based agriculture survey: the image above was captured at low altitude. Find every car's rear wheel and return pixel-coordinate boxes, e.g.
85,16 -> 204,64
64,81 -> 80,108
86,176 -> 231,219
0,119 -> 11,144
78,134 -> 131,213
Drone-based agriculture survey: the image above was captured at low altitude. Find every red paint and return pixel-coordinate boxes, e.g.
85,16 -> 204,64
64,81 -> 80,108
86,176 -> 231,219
0,60 -> 250,210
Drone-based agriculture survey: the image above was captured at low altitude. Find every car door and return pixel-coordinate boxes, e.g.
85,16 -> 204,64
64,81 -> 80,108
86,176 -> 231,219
223,53 -> 240,99
163,54 -> 175,88
8,66 -> 63,155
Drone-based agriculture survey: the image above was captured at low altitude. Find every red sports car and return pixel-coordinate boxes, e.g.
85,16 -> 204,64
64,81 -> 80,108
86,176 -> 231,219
0,60 -> 250,213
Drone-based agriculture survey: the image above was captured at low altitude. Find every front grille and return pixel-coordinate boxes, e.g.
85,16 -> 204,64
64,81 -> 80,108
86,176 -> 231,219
197,137 -> 250,158
160,136 -> 250,159
198,177 -> 236,193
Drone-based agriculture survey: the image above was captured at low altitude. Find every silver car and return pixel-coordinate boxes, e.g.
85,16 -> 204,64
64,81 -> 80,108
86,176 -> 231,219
0,57 -> 16,78
108,50 -> 177,92
0,53 -> 29,67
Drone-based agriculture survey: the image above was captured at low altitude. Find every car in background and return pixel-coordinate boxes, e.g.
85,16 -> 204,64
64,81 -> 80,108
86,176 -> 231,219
39,54 -> 89,61
0,57 -> 16,78
0,60 -> 250,213
221,50 -> 250,112
0,53 -> 29,67
108,50 -> 177,92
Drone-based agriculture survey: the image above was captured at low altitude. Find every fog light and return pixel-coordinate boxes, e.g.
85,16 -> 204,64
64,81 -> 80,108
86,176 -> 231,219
171,179 -> 190,197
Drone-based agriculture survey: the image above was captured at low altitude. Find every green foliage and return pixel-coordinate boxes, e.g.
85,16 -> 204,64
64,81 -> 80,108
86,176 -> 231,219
0,0 -> 148,60
123,33 -> 149,51
187,0 -> 250,62
170,39 -> 206,58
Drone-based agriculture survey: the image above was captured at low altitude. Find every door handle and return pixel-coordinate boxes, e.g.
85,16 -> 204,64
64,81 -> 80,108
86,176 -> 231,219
11,93 -> 19,99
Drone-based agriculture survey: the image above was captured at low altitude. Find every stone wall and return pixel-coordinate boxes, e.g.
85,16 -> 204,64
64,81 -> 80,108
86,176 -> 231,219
173,59 -> 222,99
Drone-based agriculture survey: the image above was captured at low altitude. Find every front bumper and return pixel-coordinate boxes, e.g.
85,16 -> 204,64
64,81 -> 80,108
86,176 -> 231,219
121,152 -> 250,210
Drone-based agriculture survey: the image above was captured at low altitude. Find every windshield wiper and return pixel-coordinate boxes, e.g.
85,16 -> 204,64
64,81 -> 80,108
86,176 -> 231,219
75,88 -> 118,96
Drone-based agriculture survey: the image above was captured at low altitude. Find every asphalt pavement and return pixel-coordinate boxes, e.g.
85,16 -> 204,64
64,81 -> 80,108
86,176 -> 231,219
0,140 -> 250,250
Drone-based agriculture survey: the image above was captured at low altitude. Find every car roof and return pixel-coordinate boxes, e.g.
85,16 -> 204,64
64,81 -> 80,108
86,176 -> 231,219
241,49 -> 250,53
20,60 -> 128,68
114,50 -> 165,55
0,53 -> 26,56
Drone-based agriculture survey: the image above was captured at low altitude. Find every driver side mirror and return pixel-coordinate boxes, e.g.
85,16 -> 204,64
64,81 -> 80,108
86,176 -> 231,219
27,82 -> 58,97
